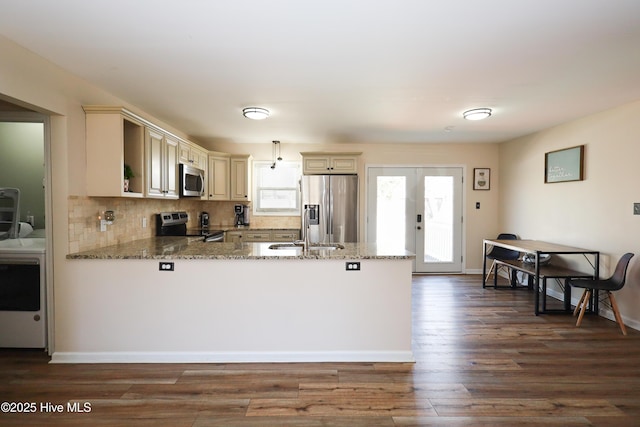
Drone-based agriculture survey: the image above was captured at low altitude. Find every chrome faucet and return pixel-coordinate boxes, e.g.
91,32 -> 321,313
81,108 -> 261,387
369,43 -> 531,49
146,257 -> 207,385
294,205 -> 313,252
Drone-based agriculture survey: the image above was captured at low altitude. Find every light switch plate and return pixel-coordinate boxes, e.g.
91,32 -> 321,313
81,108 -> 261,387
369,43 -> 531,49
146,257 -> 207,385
634,203 -> 640,215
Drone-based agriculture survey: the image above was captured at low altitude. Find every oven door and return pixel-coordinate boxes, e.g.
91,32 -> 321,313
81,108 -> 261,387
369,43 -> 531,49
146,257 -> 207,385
0,254 -> 46,348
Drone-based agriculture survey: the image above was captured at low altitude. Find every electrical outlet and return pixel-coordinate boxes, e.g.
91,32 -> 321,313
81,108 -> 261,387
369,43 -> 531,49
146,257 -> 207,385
634,203 -> 640,215
345,262 -> 361,271
159,262 -> 174,271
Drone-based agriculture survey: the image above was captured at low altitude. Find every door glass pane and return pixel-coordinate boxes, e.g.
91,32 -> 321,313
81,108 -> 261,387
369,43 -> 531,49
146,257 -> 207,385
423,176 -> 453,263
376,176 -> 405,249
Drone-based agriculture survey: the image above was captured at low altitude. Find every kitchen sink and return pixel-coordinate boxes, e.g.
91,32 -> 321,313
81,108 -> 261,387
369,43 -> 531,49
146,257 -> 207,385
268,243 -> 344,251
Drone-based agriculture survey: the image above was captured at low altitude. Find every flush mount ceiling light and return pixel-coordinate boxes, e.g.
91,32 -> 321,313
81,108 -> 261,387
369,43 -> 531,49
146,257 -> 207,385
463,108 -> 492,121
242,107 -> 270,120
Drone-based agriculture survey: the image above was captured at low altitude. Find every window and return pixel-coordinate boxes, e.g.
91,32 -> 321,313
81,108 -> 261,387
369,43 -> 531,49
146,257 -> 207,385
253,161 -> 301,215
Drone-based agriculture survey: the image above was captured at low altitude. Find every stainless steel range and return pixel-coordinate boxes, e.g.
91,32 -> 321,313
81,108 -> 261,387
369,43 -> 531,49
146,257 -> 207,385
156,211 -> 224,242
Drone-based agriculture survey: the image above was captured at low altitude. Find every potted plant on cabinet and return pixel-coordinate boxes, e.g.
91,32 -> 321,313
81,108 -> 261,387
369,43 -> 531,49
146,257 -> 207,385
123,164 -> 134,192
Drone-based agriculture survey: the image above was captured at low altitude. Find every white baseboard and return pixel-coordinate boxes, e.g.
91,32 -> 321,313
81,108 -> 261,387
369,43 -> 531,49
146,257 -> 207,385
50,350 -> 416,364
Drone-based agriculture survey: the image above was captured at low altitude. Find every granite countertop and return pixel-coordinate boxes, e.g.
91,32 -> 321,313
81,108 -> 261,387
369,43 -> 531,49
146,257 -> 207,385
66,237 -> 414,260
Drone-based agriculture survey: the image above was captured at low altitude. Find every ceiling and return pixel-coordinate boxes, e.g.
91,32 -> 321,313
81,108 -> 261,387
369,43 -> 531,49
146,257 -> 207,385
1,0 -> 639,147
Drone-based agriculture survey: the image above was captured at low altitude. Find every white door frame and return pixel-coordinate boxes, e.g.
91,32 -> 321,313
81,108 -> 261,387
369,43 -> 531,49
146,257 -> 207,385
365,164 -> 467,273
0,111 -> 53,352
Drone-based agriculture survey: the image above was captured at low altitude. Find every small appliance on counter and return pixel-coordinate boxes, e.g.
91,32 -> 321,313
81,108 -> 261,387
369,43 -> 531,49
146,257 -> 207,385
234,204 -> 250,227
200,211 -> 209,229
156,211 -> 224,242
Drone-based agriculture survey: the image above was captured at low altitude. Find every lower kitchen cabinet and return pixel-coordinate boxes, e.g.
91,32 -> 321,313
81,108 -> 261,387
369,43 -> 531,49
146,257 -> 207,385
224,229 -> 300,243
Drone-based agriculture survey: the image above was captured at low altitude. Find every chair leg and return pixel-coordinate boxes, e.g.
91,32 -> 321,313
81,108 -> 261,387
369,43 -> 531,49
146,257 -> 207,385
576,290 -> 591,327
608,291 -> 627,336
485,260 -> 496,283
573,289 -> 588,317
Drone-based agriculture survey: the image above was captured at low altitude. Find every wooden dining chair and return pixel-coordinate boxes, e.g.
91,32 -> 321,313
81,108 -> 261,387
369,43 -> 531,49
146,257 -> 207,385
568,252 -> 634,335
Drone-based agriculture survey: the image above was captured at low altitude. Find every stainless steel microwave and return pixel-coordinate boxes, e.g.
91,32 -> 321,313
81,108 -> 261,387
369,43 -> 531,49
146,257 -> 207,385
179,164 -> 205,197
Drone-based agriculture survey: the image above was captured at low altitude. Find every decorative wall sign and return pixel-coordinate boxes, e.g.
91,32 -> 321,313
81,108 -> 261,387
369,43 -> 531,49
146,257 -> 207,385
545,145 -> 584,183
473,168 -> 490,190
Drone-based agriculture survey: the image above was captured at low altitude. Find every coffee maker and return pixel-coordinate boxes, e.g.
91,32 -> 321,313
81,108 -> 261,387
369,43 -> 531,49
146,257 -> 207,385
200,211 -> 209,230
234,204 -> 249,227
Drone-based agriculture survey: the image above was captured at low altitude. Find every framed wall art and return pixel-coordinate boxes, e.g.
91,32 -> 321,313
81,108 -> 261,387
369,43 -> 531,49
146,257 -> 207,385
473,168 -> 490,190
545,145 -> 584,183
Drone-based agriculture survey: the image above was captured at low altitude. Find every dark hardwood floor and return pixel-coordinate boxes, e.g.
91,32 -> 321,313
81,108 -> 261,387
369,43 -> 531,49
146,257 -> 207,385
2,274 -> 640,426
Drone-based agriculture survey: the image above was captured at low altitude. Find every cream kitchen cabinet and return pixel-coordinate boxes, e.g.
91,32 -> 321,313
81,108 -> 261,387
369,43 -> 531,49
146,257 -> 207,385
301,152 -> 361,175
146,129 -> 179,199
224,230 -> 243,243
230,155 -> 252,201
243,230 -> 272,241
272,230 -> 300,241
84,106 -> 145,197
208,152 -> 230,200
224,229 -> 300,243
179,141 -> 208,170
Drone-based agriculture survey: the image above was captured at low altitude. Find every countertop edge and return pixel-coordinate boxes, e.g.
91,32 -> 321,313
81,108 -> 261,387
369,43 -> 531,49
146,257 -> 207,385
66,238 -> 415,260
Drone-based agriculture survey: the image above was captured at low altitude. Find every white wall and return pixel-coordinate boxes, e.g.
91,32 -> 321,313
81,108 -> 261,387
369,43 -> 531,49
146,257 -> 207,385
499,100 -> 640,327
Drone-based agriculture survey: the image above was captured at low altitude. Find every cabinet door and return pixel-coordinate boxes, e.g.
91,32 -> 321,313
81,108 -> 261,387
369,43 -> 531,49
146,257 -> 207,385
230,157 -> 251,201
225,231 -> 242,243
244,231 -> 271,242
303,157 -> 331,174
192,147 -> 208,170
146,129 -> 165,197
85,109 -> 144,197
330,156 -> 358,174
272,231 -> 300,241
208,155 -> 230,200
146,129 -> 179,198
178,142 -> 191,164
164,136 -> 179,199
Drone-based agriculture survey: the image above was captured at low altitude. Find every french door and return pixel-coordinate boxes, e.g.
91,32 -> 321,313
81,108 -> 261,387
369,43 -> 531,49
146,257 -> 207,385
367,167 -> 463,273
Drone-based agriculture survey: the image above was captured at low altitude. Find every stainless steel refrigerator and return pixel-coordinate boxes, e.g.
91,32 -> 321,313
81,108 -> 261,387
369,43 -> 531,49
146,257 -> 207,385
301,175 -> 358,243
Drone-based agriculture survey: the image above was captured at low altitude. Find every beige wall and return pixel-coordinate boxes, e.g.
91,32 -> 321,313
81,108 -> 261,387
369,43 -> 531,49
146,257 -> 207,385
499,100 -> 640,327
214,140 -> 501,271
4,29 -> 639,344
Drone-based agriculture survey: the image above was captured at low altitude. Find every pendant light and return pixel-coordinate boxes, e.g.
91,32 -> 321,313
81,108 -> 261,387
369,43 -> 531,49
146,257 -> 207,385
270,140 -> 282,169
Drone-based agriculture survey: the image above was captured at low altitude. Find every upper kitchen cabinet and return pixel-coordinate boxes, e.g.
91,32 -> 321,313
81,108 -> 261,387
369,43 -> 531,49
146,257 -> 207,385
301,152 -> 361,175
146,129 -> 179,199
179,141 -> 208,170
208,152 -> 230,200
84,106 -> 145,197
230,154 -> 252,201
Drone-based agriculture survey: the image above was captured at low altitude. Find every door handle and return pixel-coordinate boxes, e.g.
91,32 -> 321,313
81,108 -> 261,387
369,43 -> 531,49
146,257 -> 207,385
417,226 -> 422,230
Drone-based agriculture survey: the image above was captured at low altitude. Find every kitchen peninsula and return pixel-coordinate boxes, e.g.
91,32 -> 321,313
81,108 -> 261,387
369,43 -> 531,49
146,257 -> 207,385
60,239 -> 414,364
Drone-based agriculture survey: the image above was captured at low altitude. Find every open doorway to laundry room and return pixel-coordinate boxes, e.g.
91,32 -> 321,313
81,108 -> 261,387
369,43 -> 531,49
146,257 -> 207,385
0,99 -> 52,352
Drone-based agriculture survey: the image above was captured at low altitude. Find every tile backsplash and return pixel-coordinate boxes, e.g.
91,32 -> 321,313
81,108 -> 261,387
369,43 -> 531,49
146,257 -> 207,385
68,196 -> 300,253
